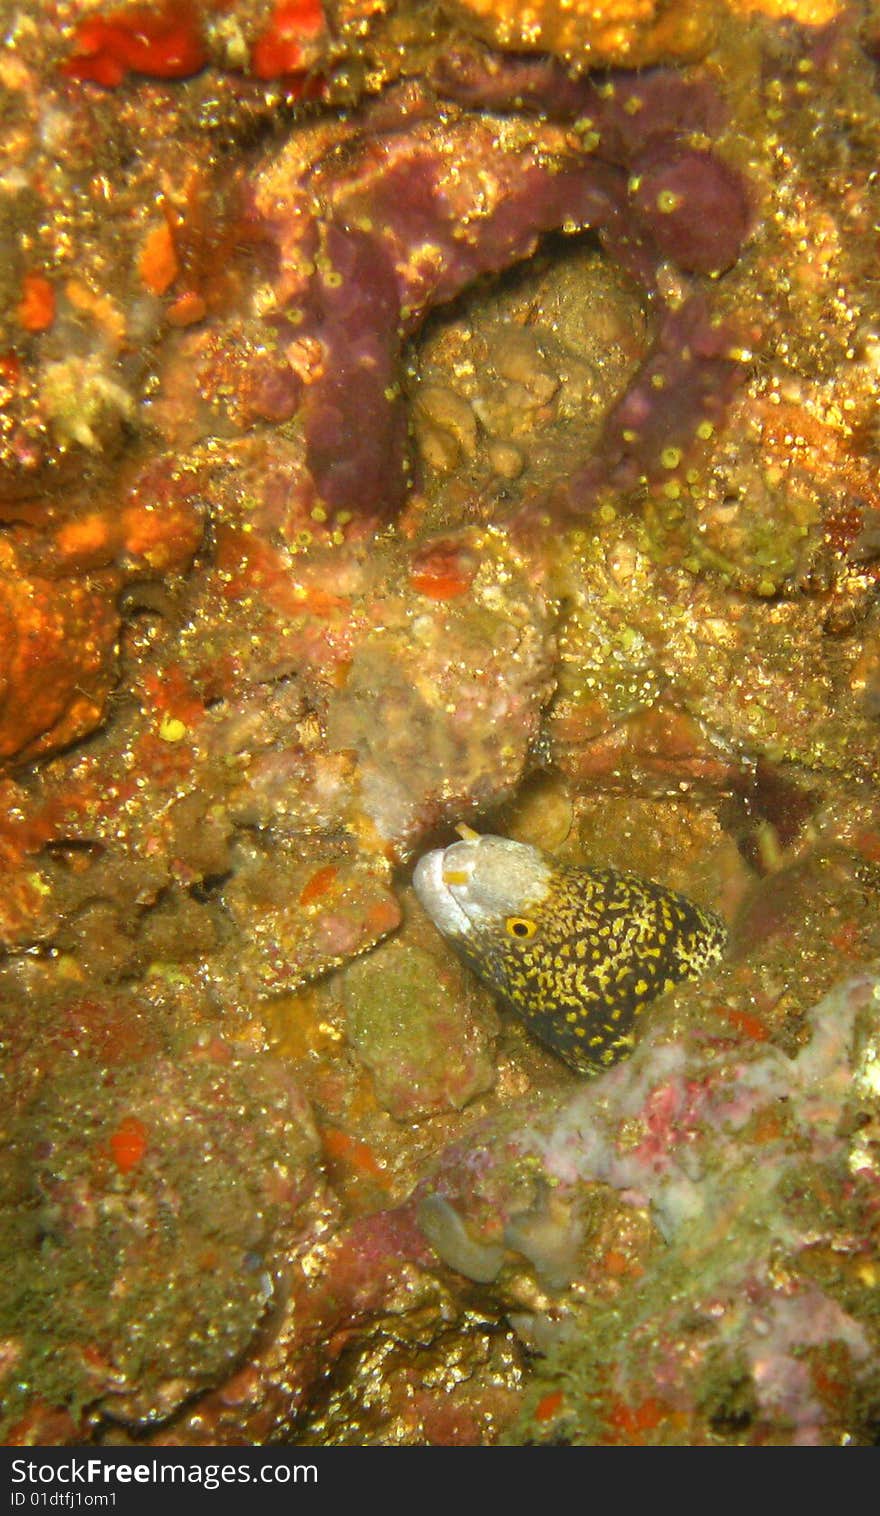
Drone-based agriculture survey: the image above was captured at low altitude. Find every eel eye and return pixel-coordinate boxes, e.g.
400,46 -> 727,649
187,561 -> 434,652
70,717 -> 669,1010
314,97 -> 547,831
506,916 -> 537,939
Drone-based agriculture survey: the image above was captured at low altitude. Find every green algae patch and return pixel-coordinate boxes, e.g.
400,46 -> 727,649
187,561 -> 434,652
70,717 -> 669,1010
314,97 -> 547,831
0,1047 -> 324,1436
343,939 -> 497,1121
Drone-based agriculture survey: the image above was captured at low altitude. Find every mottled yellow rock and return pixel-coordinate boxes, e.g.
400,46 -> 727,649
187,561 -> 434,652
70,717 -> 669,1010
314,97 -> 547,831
727,0 -> 842,21
441,0 -> 716,68
442,0 -> 842,68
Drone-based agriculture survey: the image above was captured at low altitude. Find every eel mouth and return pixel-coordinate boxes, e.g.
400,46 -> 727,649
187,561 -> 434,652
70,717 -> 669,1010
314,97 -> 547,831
413,825 -> 553,937
412,840 -> 479,938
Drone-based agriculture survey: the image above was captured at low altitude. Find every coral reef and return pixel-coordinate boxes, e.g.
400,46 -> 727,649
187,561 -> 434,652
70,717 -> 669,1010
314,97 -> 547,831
1,0 -> 879,1449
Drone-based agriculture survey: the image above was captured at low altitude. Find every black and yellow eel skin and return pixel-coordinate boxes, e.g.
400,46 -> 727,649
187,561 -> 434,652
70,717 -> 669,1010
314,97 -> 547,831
413,826 -> 727,1075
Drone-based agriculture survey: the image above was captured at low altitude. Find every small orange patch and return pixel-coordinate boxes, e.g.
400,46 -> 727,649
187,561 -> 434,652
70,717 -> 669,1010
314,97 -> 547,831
140,220 -> 179,295
109,1116 -> 148,1173
299,864 -> 338,906
534,1389 -> 565,1423
251,0 -> 326,79
321,1126 -> 385,1179
714,1002 -> 770,1042
166,289 -> 207,327
54,513 -> 114,565
409,542 -> 476,600
364,897 -> 402,935
411,573 -> 470,599
120,496 -> 200,569
17,273 -> 55,333
724,1007 -> 770,1042
137,665 -> 206,730
0,352 -> 21,389
298,585 -> 350,617
61,3 -> 207,87
605,1394 -> 669,1441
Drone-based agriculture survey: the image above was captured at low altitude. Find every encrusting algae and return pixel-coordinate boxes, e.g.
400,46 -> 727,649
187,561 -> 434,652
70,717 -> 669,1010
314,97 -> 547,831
414,826 -> 727,1074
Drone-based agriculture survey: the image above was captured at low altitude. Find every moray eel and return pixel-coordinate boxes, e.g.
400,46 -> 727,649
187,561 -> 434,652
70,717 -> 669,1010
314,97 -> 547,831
413,826 -> 727,1075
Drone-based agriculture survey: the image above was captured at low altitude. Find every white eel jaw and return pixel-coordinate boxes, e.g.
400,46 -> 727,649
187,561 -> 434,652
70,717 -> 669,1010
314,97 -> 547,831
412,846 -> 473,939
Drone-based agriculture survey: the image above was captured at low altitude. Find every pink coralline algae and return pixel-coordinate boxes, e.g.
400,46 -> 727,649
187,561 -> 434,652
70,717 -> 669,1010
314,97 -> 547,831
412,969 -> 880,1443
